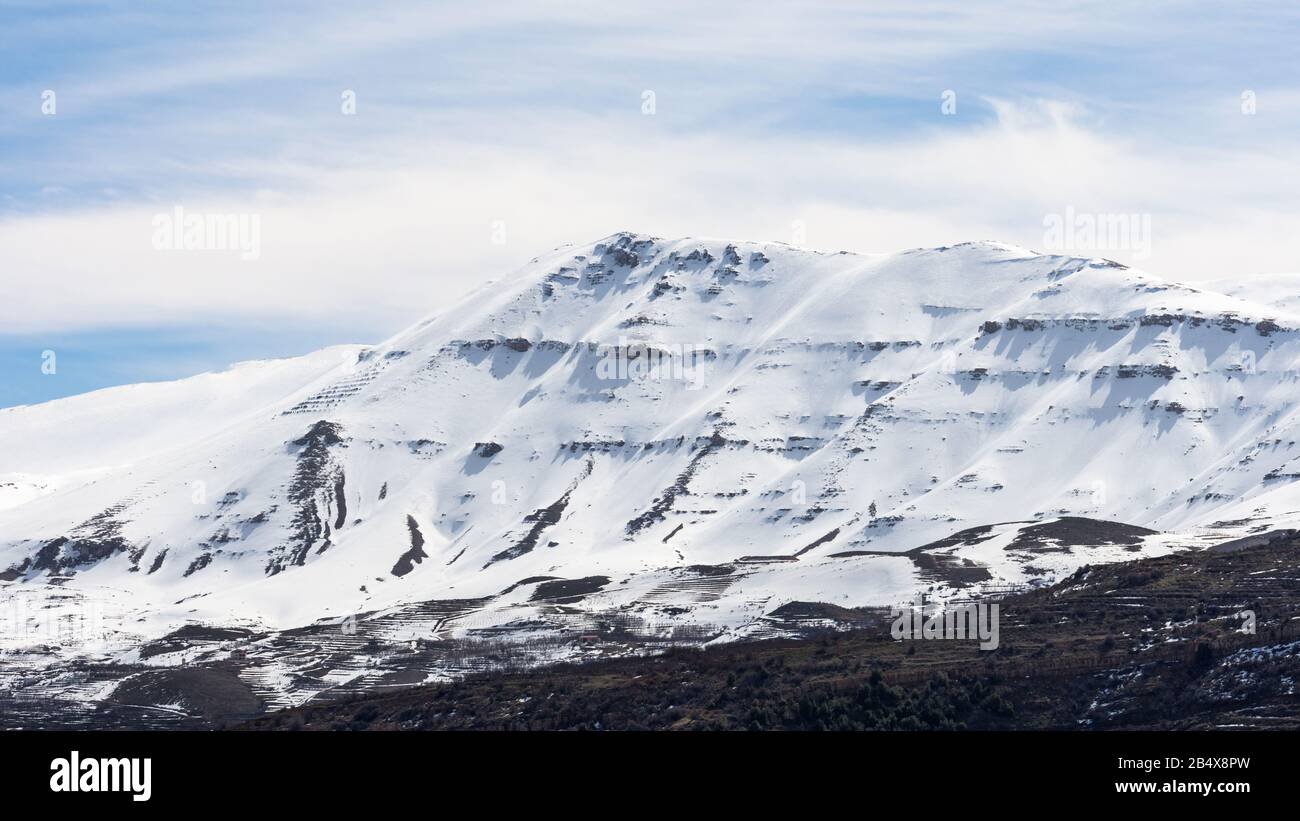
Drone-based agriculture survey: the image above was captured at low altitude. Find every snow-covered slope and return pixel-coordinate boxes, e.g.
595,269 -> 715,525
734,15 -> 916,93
4,232 -> 1300,678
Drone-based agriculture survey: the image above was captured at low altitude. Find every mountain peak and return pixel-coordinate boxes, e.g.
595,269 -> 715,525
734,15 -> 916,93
3,233 -> 1298,713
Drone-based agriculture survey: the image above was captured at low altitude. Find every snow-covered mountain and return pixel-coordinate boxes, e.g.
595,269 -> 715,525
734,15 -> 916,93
4,231 -> 1300,709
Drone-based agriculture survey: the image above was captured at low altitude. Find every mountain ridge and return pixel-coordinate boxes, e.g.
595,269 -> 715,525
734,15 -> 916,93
4,231 -> 1300,712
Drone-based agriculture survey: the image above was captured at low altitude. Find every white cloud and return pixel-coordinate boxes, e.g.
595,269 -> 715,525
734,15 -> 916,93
5,2 -> 1300,343
4,98 -> 1298,338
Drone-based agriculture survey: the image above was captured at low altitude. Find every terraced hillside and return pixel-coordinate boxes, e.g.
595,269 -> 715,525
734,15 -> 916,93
242,531 -> 1300,730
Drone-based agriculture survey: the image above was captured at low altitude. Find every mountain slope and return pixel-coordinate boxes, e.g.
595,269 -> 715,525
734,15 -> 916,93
4,232 -> 1300,706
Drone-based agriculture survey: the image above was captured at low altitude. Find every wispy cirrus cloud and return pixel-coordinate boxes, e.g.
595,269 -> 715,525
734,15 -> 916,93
3,1 -> 1300,403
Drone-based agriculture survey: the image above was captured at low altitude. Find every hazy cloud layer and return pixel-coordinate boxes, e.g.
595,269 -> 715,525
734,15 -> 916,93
3,1 -> 1299,347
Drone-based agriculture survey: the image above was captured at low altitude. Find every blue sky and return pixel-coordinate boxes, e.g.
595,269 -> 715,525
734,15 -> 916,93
3,1 -> 1300,406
